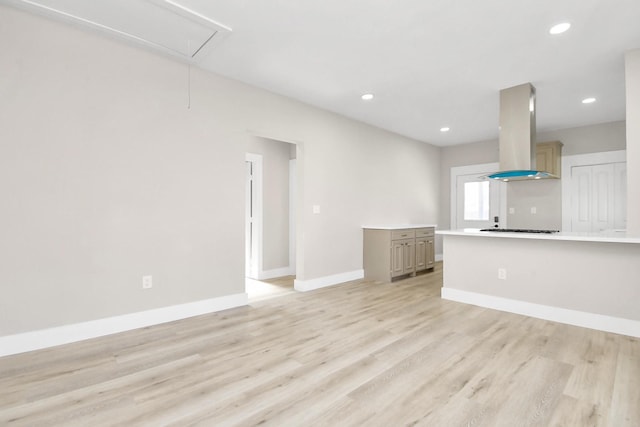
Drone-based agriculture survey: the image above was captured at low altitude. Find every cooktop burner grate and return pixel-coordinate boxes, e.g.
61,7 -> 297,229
479,228 -> 560,234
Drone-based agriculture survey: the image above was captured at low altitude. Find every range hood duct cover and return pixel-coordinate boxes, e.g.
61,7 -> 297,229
486,83 -> 555,181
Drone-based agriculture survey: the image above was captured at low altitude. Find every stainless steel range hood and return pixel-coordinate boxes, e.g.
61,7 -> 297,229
486,83 -> 555,181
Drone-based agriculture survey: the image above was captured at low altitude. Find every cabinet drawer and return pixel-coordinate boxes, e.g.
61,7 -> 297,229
391,229 -> 415,240
415,228 -> 435,238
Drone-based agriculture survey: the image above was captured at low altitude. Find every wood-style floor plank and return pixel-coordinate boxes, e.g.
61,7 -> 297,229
1,263 -> 639,426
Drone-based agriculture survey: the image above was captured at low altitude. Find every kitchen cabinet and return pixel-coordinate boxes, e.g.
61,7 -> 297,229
415,227 -> 435,272
536,141 -> 563,177
391,237 -> 415,278
363,225 -> 436,282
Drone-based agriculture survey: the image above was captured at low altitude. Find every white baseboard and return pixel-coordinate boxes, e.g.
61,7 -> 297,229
0,293 -> 248,358
435,253 -> 443,262
441,287 -> 640,338
294,269 -> 364,292
258,266 -> 295,280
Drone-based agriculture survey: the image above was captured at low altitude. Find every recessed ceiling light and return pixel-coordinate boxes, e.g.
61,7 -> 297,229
361,93 -> 374,101
582,97 -> 596,104
549,22 -> 571,35
440,127 -> 450,132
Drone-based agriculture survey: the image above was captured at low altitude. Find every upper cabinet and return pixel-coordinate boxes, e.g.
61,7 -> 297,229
536,141 -> 563,178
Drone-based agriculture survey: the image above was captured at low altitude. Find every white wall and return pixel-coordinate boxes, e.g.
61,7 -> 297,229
299,121 -> 440,280
626,49 -> 640,236
538,121 -> 627,156
506,179 -> 563,230
0,6 -> 439,336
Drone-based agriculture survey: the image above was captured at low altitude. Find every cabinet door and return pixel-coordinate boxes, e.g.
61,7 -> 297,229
391,240 -> 405,277
536,141 -> 562,176
415,238 -> 427,271
426,238 -> 435,269
403,239 -> 415,274
536,145 -> 553,173
391,238 -> 415,277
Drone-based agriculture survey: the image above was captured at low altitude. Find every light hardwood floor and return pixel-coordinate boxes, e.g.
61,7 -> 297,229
246,276 -> 296,301
1,263 -> 639,426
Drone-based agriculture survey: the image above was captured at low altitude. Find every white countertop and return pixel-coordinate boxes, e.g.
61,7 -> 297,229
437,228 -> 640,244
362,224 -> 437,230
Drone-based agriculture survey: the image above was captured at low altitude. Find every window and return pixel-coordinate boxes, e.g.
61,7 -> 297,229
464,181 -> 489,221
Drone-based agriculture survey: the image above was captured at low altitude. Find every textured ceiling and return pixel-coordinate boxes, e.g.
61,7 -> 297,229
8,0 -> 640,146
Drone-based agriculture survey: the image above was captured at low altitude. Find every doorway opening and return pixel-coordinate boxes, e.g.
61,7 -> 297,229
451,163 -> 507,229
245,138 -> 298,300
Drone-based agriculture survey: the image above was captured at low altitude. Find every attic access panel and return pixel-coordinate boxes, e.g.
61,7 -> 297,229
8,0 -> 231,61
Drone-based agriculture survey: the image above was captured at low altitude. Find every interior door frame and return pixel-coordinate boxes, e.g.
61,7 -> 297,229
245,152 -> 263,279
289,158 -> 297,275
450,162 -> 507,229
561,150 -> 626,231
245,130 -> 304,287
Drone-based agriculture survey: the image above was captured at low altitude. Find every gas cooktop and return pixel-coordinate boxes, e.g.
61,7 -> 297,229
479,228 -> 560,234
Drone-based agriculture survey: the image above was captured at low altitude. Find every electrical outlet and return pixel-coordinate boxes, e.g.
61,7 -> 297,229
142,275 -> 153,289
312,205 -> 320,214
530,206 -> 537,214
498,268 -> 507,280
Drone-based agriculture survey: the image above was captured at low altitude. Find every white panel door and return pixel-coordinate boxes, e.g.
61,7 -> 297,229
592,164 -> 615,231
570,162 -> 626,232
571,165 -> 592,232
614,162 -> 627,230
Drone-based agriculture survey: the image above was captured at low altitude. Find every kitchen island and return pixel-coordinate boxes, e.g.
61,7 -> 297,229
438,229 -> 640,337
